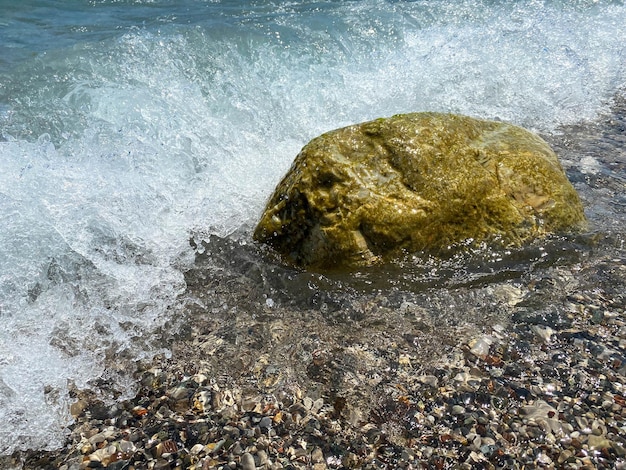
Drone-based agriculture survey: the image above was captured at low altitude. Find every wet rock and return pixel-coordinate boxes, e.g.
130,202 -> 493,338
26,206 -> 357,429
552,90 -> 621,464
254,112 -> 587,269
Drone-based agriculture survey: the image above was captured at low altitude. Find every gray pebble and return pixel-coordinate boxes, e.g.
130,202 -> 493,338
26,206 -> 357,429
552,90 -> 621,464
259,416 -> 273,429
241,452 -> 256,470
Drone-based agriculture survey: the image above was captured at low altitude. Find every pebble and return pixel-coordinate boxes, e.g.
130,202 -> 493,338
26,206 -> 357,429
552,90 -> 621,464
451,405 -> 465,415
240,452 -> 256,470
259,416 -> 273,429
311,446 -> 324,463
588,435 -> 612,450
469,335 -> 493,357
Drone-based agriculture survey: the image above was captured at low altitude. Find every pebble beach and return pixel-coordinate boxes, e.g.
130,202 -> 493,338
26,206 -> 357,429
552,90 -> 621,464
9,255 -> 626,470
6,98 -> 626,470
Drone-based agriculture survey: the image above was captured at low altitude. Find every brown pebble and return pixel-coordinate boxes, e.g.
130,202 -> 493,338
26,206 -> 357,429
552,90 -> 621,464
311,447 -> 324,464
71,400 -> 88,418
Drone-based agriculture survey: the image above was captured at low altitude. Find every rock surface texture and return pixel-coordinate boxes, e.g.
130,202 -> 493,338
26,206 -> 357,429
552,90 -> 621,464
254,113 -> 587,269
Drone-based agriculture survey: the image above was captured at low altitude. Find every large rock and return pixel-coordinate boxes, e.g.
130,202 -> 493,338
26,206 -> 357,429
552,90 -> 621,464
254,113 -> 587,269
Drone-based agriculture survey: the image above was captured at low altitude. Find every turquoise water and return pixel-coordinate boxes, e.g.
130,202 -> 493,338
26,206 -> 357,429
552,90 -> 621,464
0,0 -> 625,454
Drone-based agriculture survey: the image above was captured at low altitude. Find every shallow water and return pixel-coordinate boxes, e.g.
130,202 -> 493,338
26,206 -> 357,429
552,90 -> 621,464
0,0 -> 625,455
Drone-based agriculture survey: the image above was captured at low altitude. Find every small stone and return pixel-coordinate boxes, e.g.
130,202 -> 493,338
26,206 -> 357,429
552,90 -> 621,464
80,441 -> 93,455
156,405 -> 172,418
88,433 -> 107,446
257,449 -> 268,466
469,451 -> 486,463
241,396 -> 262,413
154,440 -> 177,458
312,398 -> 324,413
536,453 -> 553,466
558,449 -> 575,464
259,416 -> 273,429
451,405 -> 465,415
588,435 -> 612,450
401,448 -> 415,461
398,354 -> 412,366
521,400 -> 557,422
417,375 -> 438,387
131,406 -> 148,417
303,397 -> 314,410
168,385 -> 190,401
469,336 -> 494,358
311,447 -> 324,464
240,452 -> 256,470
613,441 -> 626,457
118,440 -> 135,454
192,389 -> 212,413
70,400 -> 88,418
190,443 -> 205,455
531,325 -> 555,343
192,373 -> 208,385
230,442 -> 243,455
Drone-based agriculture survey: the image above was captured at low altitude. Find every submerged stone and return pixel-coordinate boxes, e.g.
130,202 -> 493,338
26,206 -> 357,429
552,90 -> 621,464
254,112 -> 587,269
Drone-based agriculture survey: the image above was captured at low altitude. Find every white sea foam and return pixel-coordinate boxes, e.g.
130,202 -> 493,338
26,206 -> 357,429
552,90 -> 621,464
0,0 -> 625,453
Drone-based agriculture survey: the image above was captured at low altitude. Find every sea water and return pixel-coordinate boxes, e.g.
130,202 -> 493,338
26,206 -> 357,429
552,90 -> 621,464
0,0 -> 625,455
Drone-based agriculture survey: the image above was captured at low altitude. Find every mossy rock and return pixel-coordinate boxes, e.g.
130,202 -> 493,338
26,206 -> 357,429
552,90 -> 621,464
254,112 -> 587,269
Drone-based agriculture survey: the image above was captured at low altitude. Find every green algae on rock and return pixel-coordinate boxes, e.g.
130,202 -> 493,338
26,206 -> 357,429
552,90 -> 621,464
254,113 -> 587,269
